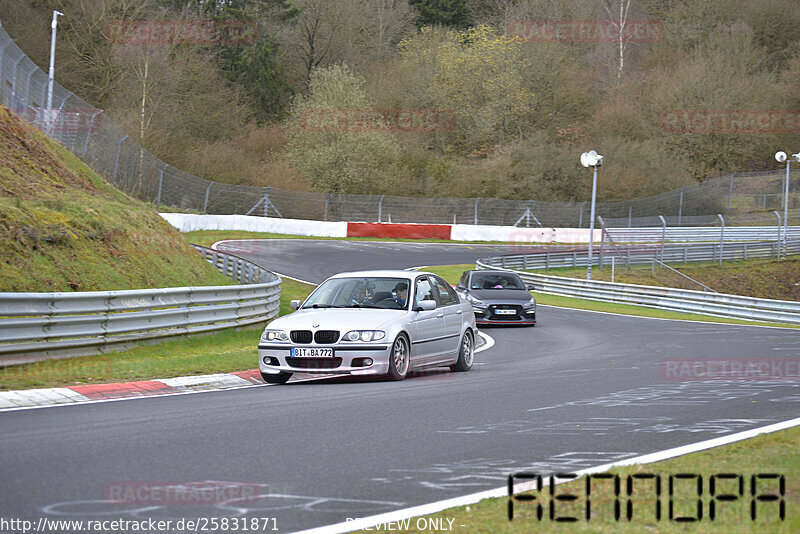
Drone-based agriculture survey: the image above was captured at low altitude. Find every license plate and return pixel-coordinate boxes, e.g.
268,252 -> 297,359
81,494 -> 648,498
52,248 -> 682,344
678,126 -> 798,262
494,309 -> 516,315
291,348 -> 334,357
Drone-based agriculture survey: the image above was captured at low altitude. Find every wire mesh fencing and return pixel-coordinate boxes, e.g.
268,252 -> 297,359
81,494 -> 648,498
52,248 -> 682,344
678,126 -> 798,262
1,18 -> 799,228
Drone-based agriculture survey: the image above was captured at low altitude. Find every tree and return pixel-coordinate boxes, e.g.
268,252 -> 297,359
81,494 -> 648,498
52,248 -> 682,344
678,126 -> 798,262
285,65 -> 402,194
409,0 -> 471,27
398,25 -> 535,150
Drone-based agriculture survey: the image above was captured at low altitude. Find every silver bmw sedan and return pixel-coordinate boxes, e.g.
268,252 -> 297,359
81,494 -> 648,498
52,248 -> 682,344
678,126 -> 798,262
258,270 -> 477,384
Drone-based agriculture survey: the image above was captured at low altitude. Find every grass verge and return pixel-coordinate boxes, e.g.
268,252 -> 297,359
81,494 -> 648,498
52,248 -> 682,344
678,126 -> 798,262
422,265 -> 799,329
353,424 -> 800,533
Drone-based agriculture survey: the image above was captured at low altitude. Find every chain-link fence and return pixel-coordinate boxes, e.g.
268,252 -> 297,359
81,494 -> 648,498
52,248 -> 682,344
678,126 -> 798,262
2,19 -> 799,228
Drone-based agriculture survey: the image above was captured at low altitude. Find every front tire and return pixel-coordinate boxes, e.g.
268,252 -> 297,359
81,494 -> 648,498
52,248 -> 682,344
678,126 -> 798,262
450,331 -> 474,372
386,334 -> 410,381
261,371 -> 292,384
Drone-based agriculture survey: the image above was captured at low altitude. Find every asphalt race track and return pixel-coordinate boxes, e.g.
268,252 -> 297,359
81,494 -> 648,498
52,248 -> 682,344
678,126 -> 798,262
1,239 -> 798,533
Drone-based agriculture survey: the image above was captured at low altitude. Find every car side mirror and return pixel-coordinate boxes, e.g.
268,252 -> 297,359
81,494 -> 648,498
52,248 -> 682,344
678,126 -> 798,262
456,284 -> 465,290
526,284 -> 536,291
290,299 -> 302,310
416,300 -> 437,311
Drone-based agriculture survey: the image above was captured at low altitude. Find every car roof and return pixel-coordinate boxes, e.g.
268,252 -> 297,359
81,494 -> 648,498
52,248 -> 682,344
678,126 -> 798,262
468,270 -> 519,276
328,270 -> 435,279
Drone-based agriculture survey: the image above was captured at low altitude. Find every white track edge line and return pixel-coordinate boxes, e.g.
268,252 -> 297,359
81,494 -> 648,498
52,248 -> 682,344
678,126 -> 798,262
294,415 -> 800,534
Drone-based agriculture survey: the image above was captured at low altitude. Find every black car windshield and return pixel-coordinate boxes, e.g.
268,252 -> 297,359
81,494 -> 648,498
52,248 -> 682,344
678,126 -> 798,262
470,273 -> 525,290
302,277 -> 411,310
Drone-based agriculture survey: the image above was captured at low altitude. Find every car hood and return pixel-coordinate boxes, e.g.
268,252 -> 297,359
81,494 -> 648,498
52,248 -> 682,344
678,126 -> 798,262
470,288 -> 533,303
267,308 -> 407,331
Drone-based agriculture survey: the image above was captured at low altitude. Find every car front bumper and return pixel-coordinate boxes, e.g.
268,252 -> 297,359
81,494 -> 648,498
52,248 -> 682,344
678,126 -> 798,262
258,344 -> 392,375
473,308 -> 536,325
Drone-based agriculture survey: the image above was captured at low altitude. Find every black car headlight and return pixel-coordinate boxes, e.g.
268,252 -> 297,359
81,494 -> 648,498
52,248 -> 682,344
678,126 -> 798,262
467,294 -> 487,307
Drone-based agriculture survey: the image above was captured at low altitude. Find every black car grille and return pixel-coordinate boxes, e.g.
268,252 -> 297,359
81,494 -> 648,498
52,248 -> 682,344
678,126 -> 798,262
286,357 -> 343,369
290,330 -> 313,344
314,330 -> 340,344
489,304 -> 523,320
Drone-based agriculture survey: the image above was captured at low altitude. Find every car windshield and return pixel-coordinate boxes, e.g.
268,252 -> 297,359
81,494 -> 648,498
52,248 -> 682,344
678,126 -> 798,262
470,273 -> 525,290
302,277 -> 411,310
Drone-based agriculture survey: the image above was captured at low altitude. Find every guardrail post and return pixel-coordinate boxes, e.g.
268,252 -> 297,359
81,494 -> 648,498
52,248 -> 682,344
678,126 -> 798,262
474,198 -> 480,225
523,255 -> 528,270
378,194 -> 385,223
203,182 -> 213,214
324,193 -> 329,221
717,213 -> 725,268
156,164 -> 168,207
678,187 -> 684,226
773,210 -> 782,261
579,202 -> 586,228
81,110 -> 102,158
658,215 -> 666,268
545,252 -> 549,270
572,251 -> 577,267
628,204 -> 632,228
727,172 -> 735,210
113,135 -> 129,182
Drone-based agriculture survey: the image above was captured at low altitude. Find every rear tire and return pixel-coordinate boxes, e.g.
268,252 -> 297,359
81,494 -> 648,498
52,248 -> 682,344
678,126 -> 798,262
450,331 -> 474,372
261,371 -> 292,384
386,334 -> 410,381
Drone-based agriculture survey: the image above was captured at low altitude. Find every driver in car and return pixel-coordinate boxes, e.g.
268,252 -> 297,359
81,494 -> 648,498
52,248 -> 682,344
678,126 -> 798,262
392,282 -> 408,307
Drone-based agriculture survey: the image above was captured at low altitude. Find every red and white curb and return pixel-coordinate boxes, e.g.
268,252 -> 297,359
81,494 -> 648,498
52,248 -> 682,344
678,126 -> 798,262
0,369 -> 267,411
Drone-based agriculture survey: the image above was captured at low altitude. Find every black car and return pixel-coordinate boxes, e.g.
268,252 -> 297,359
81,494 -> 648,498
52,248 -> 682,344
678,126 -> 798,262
455,270 -> 536,326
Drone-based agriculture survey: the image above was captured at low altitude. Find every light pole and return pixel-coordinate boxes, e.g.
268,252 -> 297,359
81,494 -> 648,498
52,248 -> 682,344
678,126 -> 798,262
46,10 -> 64,128
580,150 -> 604,280
775,151 -> 800,254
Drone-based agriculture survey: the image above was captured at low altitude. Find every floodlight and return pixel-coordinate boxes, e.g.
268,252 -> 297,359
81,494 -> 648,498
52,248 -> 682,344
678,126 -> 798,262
775,151 -> 787,162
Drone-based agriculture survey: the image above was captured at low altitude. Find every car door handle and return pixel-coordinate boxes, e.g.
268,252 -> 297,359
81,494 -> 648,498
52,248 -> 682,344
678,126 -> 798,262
456,309 -> 463,314
437,313 -> 444,318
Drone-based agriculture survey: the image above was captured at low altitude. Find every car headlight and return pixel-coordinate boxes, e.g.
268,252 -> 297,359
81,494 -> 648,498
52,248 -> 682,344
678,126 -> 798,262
524,298 -> 536,308
342,330 -> 386,342
466,294 -> 487,307
261,329 -> 289,342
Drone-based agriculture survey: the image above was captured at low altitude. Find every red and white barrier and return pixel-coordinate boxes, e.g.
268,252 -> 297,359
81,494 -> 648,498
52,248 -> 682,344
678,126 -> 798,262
160,213 -> 602,243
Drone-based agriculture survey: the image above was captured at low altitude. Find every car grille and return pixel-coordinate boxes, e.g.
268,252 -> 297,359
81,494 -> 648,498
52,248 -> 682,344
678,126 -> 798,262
290,330 -> 313,344
314,330 -> 340,344
286,357 -> 343,369
489,304 -> 523,320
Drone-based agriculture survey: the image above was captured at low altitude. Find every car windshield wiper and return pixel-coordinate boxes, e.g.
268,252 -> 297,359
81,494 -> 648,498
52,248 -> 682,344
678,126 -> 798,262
349,304 -> 384,309
307,304 -> 348,308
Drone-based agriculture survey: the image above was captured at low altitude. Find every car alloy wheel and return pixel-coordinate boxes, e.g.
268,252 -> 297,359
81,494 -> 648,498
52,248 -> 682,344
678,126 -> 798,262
450,331 -> 474,372
387,334 -> 409,380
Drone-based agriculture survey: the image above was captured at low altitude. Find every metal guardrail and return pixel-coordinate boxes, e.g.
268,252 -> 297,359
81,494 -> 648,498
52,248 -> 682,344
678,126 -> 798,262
190,244 -> 276,284
606,226 -> 800,243
477,240 -> 800,325
0,247 -> 281,365
487,240 -> 800,271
